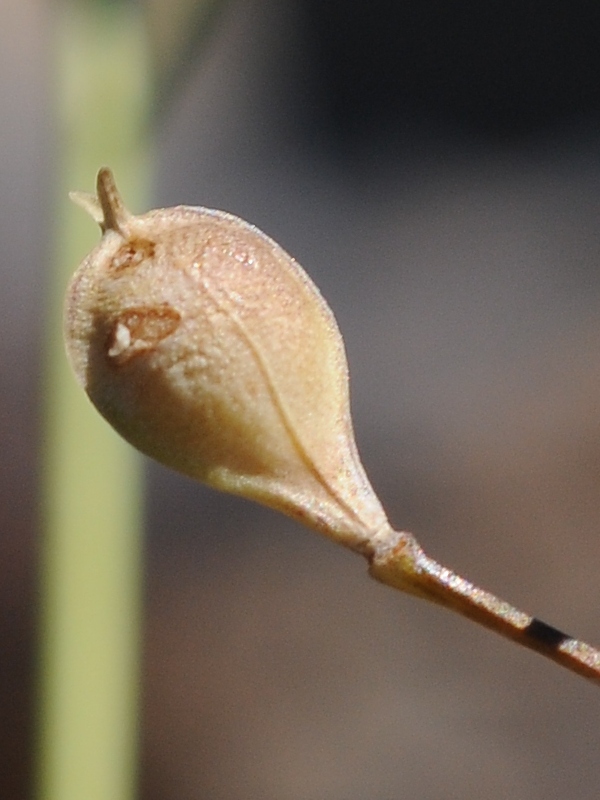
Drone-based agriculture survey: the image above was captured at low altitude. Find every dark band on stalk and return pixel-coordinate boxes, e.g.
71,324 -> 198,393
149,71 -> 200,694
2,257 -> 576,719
524,618 -> 570,649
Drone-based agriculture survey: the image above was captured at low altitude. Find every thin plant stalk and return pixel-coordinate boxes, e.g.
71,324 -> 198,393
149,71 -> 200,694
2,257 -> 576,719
368,532 -> 600,685
38,3 -> 150,800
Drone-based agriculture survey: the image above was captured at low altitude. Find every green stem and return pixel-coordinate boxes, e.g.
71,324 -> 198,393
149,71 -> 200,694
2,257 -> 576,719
38,4 -> 150,799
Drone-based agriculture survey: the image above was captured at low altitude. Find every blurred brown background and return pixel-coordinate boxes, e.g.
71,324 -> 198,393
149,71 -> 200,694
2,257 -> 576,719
4,0 -> 600,798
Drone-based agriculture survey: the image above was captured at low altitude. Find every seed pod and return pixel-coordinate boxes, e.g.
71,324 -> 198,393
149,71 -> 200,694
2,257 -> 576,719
65,169 -> 600,687
65,168 -> 391,553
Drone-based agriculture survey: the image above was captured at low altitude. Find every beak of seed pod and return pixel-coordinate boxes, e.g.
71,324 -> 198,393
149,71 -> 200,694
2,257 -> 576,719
64,168 -> 392,555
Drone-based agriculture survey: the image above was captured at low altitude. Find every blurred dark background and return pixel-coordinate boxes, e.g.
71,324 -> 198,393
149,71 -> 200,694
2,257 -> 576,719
5,0 -> 600,797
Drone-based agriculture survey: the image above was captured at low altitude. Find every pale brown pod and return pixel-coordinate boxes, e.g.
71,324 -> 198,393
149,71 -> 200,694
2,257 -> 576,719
65,168 -> 391,553
66,168 -> 600,686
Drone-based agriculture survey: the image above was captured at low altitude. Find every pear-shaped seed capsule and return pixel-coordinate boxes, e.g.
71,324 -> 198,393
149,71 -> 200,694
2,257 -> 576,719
65,168 -> 392,554
65,169 -> 600,686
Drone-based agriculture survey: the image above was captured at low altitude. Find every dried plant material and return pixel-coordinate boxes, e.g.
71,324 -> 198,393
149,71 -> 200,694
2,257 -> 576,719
66,168 -> 389,553
65,168 -> 600,685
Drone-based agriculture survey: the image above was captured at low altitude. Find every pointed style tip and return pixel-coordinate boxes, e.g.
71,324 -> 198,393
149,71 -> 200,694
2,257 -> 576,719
69,168 -> 132,235
96,166 -> 115,196
96,167 -> 131,235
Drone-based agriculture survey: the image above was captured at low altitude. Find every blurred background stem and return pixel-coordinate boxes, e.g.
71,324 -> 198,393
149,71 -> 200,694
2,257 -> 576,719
38,2 -> 150,799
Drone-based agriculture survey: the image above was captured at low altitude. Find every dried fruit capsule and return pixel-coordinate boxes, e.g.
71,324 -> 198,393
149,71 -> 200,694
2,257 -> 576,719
65,169 -> 600,686
65,168 -> 391,553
